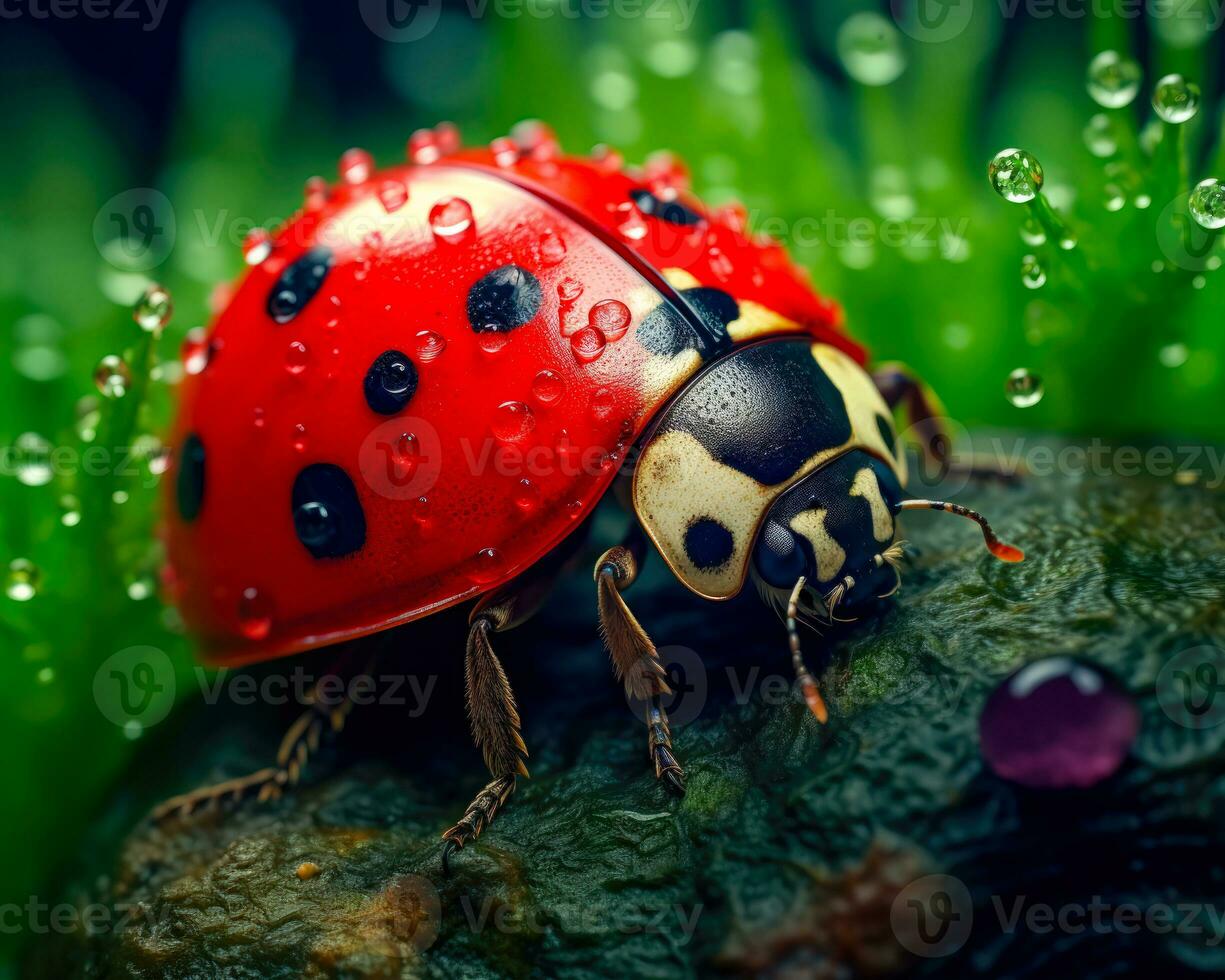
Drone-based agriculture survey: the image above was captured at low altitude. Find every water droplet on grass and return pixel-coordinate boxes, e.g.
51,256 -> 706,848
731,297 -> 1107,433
94,355 -> 131,398
6,559 -> 40,601
988,148 -> 1044,204
1190,178 -> 1225,230
1152,73 -> 1200,124
1005,368 -> 1044,407
1086,50 -> 1141,108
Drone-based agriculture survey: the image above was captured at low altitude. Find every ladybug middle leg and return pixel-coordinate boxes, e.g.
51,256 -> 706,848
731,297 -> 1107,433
873,362 -> 1022,482
595,529 -> 686,796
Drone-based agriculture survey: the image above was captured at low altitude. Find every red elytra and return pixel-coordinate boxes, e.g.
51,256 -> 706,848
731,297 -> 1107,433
163,122 -> 867,665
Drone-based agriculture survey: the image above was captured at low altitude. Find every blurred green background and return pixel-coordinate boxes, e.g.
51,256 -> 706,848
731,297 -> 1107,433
1,0 -> 1223,968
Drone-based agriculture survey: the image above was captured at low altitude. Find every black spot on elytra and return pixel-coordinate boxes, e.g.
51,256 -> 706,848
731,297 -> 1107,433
876,413 -> 898,458
658,340 -> 852,486
176,433 -> 206,522
364,350 -> 418,415
637,287 -> 738,359
292,464 -> 366,559
684,517 -> 734,570
267,246 -> 333,323
629,188 -> 702,226
467,265 -> 542,332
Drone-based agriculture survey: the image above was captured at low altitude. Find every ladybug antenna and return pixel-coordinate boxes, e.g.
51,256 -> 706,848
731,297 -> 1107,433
787,577 -> 829,723
895,499 -> 1025,563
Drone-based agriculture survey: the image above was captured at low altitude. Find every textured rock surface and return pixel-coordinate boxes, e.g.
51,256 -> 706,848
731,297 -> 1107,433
29,437 -> 1225,978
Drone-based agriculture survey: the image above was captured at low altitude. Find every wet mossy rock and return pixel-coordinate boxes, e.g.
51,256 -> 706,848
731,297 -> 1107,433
30,437 -> 1225,978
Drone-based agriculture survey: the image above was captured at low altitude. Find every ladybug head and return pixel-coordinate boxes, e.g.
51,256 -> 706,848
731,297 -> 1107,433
751,451 -> 905,623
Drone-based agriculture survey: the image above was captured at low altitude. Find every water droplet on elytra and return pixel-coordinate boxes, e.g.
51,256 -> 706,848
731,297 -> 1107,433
588,300 -> 630,341
292,423 -> 308,452
378,179 -> 409,213
285,340 -> 309,375
514,479 -> 541,513
532,369 -> 565,405
470,547 -> 506,584
339,148 -> 373,185
414,330 -> 447,362
571,327 -> 607,363
243,229 -> 273,266
539,231 -> 566,266
429,197 -> 474,243
557,277 -> 584,304
409,129 -> 440,165
479,331 -> 509,354
1005,368 -> 1044,407
181,328 -> 209,375
237,586 -> 273,640
492,401 -> 535,443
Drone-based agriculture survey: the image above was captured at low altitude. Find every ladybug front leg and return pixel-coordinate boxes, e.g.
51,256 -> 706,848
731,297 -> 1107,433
595,532 -> 686,796
151,648 -> 369,821
873,362 -> 1021,483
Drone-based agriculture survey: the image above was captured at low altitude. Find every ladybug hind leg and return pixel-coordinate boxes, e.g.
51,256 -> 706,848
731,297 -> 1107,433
595,530 -> 686,796
151,648 -> 369,822
874,363 -> 1022,483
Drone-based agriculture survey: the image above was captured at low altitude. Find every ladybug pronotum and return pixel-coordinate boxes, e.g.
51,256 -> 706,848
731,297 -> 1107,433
157,121 -> 1023,865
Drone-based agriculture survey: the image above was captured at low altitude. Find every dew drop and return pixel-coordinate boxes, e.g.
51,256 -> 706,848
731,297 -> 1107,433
1005,368 -> 1044,408
339,148 -> 373,184
617,210 -> 649,241
492,401 -> 535,443
557,277 -> 584,304
1134,193 -> 1152,210
1083,113 -> 1117,158
94,354 -> 131,398
514,478 -> 541,513
409,128 -> 440,165
253,406 -> 267,429
292,422 -> 308,453
435,121 -> 461,155
1103,184 -> 1126,212
590,387 -> 616,419
570,327 -> 607,363
836,12 -> 905,86
414,329 -> 447,362
1086,50 -> 1141,109
429,197 -> 474,243
1019,217 -> 1046,246
1159,342 -> 1190,368
490,136 -> 519,167
237,586 -> 273,641
59,494 -> 81,527
988,148 -> 1044,204
126,572 -> 155,601
708,246 -> 734,280
6,559 -> 40,602
538,230 -> 567,266
588,299 -> 631,341
243,228 -> 273,265
1189,177 -> 1225,230
566,499 -> 584,520
532,369 -> 565,405
470,547 -> 506,585
285,340 -> 310,376
412,495 -> 433,528
181,328 -> 209,375
134,283 -> 173,334
1021,255 -> 1046,290
1152,73 -> 1200,124
304,176 -> 330,208
378,179 -> 409,213
479,331 -> 510,354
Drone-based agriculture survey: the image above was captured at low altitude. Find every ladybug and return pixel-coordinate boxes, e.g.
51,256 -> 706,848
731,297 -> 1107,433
157,121 -> 1023,866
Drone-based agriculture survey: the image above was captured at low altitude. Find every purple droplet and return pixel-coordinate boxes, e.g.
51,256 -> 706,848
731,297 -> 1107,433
979,657 -> 1138,789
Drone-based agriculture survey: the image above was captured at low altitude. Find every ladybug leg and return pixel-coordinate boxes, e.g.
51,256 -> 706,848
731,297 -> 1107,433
873,362 -> 1022,483
595,532 -> 686,797
151,648 -> 369,822
440,592 -> 534,872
